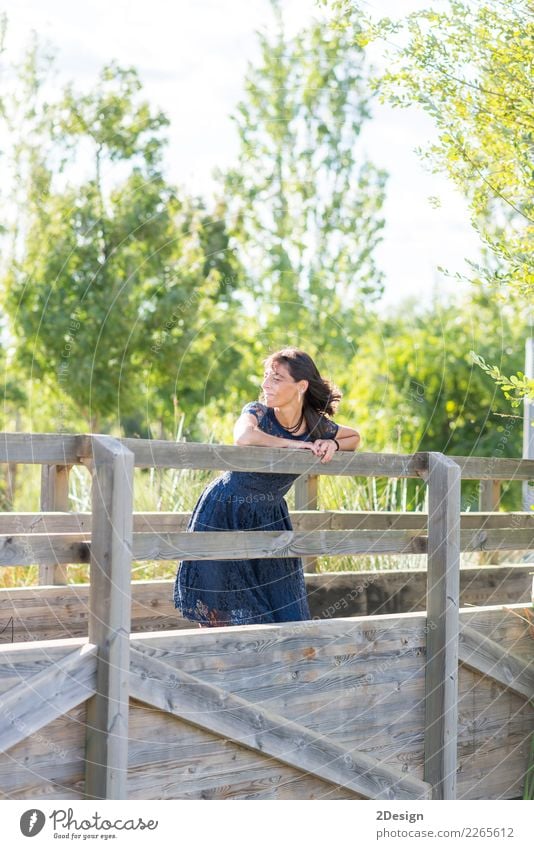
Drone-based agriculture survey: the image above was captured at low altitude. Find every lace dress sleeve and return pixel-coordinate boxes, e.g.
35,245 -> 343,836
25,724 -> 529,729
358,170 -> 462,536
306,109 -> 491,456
240,401 -> 267,425
321,417 -> 339,439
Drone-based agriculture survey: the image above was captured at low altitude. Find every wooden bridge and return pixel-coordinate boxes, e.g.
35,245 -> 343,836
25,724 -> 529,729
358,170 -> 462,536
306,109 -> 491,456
0,433 -> 533,800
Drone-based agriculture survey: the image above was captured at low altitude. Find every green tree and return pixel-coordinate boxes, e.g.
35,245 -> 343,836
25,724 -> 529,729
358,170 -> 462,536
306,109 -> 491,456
2,53 -> 242,435
327,0 -> 533,398
220,0 -> 387,362
349,290 -> 525,507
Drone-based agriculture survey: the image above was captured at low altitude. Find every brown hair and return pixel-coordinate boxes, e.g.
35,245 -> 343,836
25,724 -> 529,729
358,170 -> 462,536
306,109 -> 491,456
261,347 -> 342,439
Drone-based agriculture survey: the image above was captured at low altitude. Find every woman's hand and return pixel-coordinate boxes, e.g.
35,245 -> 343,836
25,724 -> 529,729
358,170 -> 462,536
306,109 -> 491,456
309,438 -> 338,463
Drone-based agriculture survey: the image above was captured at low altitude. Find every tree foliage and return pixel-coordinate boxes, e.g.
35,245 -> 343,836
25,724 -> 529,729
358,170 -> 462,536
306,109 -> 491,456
2,52 -> 242,435
327,0 -> 533,398
348,288 -> 524,506
220,0 -> 387,364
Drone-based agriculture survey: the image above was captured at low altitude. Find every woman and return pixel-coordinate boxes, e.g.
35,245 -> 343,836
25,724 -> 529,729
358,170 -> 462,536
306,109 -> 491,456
173,347 -> 360,627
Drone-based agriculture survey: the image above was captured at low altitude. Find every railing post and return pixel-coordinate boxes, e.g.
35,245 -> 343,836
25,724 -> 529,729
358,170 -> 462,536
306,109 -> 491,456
523,337 -> 534,513
39,464 -> 71,584
424,452 -> 461,800
85,435 -> 134,800
294,474 -> 319,573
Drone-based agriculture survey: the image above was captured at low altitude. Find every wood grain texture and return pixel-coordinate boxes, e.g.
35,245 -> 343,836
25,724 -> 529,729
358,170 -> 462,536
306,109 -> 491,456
0,643 -> 96,753
127,699 -> 361,799
459,624 -> 534,700
2,433 -> 534,479
0,604 -> 531,800
0,702 -> 87,800
85,435 -> 134,801
0,433 -> 84,464
128,642 -> 431,800
2,509 -> 534,534
0,566 -> 530,646
424,453 -> 461,800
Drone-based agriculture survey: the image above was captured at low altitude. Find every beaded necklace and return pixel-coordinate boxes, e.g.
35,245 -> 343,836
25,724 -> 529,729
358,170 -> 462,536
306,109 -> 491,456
273,406 -> 305,434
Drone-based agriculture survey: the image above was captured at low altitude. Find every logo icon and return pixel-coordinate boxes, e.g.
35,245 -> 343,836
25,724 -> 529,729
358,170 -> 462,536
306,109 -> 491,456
20,810 -> 46,837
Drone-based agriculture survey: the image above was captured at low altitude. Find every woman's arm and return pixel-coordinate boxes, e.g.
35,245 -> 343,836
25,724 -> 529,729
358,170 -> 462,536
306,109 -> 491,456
233,413 -> 311,450
334,424 -> 361,451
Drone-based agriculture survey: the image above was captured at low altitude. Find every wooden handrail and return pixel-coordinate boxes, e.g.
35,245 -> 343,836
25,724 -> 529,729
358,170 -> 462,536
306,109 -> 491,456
2,432 -> 534,480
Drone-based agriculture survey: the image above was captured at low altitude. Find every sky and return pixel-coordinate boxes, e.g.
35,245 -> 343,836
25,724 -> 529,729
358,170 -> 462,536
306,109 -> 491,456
1,0 -> 482,310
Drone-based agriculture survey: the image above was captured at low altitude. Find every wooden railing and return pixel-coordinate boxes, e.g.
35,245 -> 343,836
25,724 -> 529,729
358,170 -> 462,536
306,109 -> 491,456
1,432 -> 534,801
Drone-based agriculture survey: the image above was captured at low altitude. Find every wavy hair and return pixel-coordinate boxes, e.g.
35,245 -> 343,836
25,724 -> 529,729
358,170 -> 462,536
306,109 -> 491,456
260,347 -> 342,439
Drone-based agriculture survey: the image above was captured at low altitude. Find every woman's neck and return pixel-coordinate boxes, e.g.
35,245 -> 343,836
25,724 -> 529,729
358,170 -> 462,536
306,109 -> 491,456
273,403 -> 305,431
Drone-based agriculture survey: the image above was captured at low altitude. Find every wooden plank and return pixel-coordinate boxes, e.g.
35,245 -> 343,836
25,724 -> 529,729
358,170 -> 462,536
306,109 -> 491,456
85,435 -> 134,801
306,565 -> 532,619
296,511 -> 534,531
0,433 -> 84,464
112,441 -> 431,478
460,528 -> 534,551
294,474 -> 319,572
424,453 -> 461,800
89,439 -> 534,480
0,528 -> 425,567
2,432 -> 534,480
2,524 -> 531,569
0,534 -> 90,566
0,701 -> 88,800
128,643 -> 431,800
478,480 -> 501,513
448,455 -> 534,481
1,566 -> 530,645
458,513 -> 534,530
0,512 -> 88,533
130,528 -> 427,560
39,464 -> 71,584
0,643 -> 96,753
1,509 -> 533,535
127,700 -> 362,800
459,604 -> 534,661
458,624 -> 534,701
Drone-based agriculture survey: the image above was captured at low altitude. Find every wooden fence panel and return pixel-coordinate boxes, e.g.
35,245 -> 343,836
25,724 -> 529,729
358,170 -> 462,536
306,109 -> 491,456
0,606 -> 530,800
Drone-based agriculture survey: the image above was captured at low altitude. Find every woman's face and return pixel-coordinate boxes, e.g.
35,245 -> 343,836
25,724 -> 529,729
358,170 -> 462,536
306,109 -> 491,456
261,361 -> 306,406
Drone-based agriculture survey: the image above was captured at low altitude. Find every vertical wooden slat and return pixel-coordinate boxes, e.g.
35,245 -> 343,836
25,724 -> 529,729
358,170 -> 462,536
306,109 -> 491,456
294,474 -> 319,573
424,452 -> 461,800
85,436 -> 134,800
477,479 -> 501,565
478,479 -> 500,512
523,338 -> 534,513
39,465 -> 71,585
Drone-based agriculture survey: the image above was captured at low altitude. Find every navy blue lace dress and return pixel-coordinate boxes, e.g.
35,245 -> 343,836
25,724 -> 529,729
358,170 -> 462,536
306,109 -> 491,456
173,401 -> 340,626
